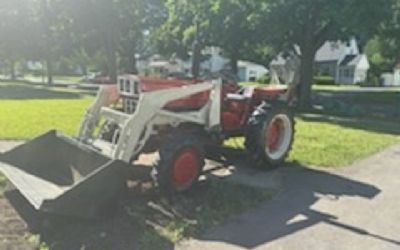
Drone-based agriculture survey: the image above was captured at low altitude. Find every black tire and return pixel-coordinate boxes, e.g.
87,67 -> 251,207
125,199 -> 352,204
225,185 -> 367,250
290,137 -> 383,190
154,132 -> 205,194
245,102 -> 295,169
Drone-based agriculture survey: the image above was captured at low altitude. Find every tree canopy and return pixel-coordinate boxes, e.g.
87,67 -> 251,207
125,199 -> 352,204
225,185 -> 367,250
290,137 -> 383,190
0,0 -> 397,105
255,0 -> 393,106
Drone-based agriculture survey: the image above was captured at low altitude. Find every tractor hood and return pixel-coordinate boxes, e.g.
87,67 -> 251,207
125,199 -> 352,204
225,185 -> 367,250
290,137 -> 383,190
118,75 -> 210,110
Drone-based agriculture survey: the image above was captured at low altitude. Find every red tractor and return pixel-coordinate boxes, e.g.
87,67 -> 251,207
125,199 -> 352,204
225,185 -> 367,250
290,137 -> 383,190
107,74 -> 295,192
0,74 -> 295,217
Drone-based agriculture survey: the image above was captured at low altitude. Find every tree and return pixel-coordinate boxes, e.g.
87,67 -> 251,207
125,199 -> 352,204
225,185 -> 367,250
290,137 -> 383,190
364,38 -> 393,85
258,0 -> 393,107
61,0 -> 165,81
207,0 -> 265,73
156,0 -> 212,76
368,1 -> 400,73
157,0 -> 267,76
0,0 -> 31,79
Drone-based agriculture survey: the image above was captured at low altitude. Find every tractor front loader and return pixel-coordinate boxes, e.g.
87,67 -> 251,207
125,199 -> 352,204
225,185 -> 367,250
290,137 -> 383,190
0,80 -> 223,218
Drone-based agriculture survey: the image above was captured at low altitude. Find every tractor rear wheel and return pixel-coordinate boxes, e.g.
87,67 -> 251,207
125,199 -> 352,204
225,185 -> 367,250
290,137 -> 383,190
245,102 -> 294,169
154,132 -> 205,193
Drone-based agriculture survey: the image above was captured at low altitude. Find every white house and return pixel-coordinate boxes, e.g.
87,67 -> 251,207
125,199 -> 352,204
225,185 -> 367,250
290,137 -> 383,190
270,39 -> 370,85
137,47 -> 268,81
199,47 -> 230,73
381,66 -> 400,86
238,60 -> 269,82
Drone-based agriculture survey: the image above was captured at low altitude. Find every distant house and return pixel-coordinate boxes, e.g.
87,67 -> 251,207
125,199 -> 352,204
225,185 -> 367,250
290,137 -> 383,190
137,54 -> 182,76
137,47 -> 268,81
381,66 -> 400,86
199,47 -> 230,73
238,61 -> 269,82
270,39 -> 370,85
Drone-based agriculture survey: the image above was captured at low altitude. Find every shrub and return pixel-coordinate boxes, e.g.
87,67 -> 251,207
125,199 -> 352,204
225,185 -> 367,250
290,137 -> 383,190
257,75 -> 271,85
314,75 -> 335,85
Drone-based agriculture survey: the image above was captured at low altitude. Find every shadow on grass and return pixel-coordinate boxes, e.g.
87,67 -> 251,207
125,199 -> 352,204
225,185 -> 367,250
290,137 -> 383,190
0,83 -> 83,100
3,147 -> 399,250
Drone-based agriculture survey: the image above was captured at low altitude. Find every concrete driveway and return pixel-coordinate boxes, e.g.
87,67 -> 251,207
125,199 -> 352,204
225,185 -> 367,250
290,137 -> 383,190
178,144 -> 400,250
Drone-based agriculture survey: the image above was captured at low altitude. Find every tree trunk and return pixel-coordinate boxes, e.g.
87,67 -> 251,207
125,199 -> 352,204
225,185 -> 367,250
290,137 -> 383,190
104,29 -> 118,82
299,46 -> 317,108
81,64 -> 88,77
10,60 -> 16,80
127,54 -> 138,74
230,54 -> 238,74
46,58 -> 53,85
191,40 -> 201,78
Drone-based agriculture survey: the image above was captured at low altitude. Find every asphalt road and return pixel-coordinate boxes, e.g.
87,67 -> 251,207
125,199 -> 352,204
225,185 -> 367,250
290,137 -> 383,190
178,144 -> 400,250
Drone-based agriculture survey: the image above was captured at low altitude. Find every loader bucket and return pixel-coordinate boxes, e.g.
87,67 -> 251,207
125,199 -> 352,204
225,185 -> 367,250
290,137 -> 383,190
0,130 -> 128,218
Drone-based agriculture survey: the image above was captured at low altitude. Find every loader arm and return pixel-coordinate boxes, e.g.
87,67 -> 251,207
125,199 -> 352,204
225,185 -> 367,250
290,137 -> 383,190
83,80 -> 222,162
78,85 -> 120,140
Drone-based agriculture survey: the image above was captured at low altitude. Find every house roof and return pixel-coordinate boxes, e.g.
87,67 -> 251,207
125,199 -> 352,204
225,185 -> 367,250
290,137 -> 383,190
238,60 -> 264,68
315,42 -> 347,62
270,56 -> 287,66
271,39 -> 360,66
339,55 -> 362,67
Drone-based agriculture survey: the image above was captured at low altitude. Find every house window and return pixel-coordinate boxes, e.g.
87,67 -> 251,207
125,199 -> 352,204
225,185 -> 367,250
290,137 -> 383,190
342,68 -> 354,78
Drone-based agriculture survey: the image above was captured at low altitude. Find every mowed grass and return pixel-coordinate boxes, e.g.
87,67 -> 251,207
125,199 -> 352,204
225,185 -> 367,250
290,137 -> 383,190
24,75 -> 82,83
288,118 -> 399,166
0,81 -> 399,248
226,117 -> 400,167
0,81 -> 399,166
0,82 -> 93,139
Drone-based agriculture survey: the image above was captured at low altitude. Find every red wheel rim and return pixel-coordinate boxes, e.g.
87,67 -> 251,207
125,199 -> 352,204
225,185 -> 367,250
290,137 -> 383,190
172,148 -> 200,190
266,118 -> 284,153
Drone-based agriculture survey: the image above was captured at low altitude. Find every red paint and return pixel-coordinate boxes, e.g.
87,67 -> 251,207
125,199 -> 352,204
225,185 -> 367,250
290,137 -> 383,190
222,112 -> 242,131
221,99 -> 247,131
172,148 -> 201,190
103,85 -> 120,106
253,87 -> 287,101
118,75 -> 289,135
266,118 -> 284,152
139,77 -> 210,110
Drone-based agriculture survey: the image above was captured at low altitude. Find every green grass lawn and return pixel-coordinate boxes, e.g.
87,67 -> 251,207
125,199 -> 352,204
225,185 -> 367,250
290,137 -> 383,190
240,81 -> 400,93
24,75 -> 82,83
226,117 -> 400,168
0,82 -> 93,139
0,81 -> 399,248
289,117 -> 399,166
1,81 -> 399,166
239,81 -> 264,87
312,85 -> 361,91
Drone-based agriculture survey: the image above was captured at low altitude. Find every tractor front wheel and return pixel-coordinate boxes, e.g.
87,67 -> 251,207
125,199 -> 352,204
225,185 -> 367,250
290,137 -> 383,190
245,102 -> 295,169
154,132 -> 205,193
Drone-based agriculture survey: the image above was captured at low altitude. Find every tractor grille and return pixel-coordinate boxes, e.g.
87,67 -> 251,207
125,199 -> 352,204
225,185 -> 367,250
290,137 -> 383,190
118,77 -> 140,97
118,76 -> 140,114
123,98 -> 137,114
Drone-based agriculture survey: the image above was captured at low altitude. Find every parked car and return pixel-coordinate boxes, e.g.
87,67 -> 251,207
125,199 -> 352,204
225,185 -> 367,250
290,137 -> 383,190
81,72 -> 113,84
